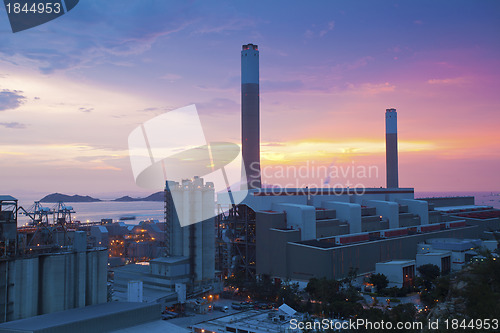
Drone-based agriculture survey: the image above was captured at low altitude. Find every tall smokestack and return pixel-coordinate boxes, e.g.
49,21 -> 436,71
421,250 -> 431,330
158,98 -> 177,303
385,108 -> 399,188
241,43 -> 261,189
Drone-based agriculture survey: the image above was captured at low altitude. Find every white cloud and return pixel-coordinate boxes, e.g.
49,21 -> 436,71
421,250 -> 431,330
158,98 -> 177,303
319,21 -> 335,37
160,73 -> 182,82
427,77 -> 467,85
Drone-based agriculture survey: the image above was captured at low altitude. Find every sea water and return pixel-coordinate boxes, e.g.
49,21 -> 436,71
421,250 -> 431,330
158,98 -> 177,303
16,200 -> 164,226
14,191 -> 500,227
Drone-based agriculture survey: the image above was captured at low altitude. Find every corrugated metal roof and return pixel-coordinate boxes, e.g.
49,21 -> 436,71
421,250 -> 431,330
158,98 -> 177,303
0,195 -> 17,201
151,256 -> 189,264
0,302 -> 159,333
278,303 -> 296,316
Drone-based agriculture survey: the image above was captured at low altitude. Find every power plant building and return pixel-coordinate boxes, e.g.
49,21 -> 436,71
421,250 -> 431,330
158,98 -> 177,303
164,176 -> 215,285
0,196 -> 107,323
215,43 -> 500,282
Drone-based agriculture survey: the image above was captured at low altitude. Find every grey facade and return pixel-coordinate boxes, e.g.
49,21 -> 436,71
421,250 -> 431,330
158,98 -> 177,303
255,195 -> 500,281
0,249 -> 107,323
421,196 -> 475,208
165,178 -> 215,284
259,226 -> 480,281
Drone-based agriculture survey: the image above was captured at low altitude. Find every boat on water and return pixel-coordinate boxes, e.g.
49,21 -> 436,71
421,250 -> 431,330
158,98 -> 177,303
119,215 -> 136,221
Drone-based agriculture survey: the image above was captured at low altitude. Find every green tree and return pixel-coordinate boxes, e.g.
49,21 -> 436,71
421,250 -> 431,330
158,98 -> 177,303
306,277 -> 363,318
277,280 -> 302,309
250,274 -> 281,302
306,277 -> 341,304
368,273 -> 388,292
462,257 -> 500,318
342,267 -> 359,288
225,270 -> 248,290
389,303 -> 417,323
416,264 -> 440,290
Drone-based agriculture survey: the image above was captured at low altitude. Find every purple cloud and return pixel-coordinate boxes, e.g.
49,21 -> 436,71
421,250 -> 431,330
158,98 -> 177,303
0,90 -> 26,111
0,122 -> 27,129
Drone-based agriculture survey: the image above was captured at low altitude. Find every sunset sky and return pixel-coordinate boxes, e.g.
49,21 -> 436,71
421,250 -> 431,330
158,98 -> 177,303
0,0 -> 499,199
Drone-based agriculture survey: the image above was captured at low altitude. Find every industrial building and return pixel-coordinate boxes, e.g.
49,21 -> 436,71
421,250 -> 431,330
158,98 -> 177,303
416,250 -> 452,273
0,41 -> 495,333
84,219 -> 166,266
0,195 -> 107,323
375,260 -> 416,288
192,306 -> 304,333
112,176 -> 218,308
164,177 -> 215,286
216,186 -> 499,281
417,237 -> 487,271
214,43 -> 500,283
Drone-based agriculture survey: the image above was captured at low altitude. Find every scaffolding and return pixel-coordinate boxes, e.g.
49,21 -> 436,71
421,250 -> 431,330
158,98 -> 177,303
16,201 -> 76,255
0,196 -> 18,258
216,204 -> 256,280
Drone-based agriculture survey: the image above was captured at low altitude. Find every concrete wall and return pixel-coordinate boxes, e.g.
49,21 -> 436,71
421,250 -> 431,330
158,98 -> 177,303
85,249 -> 107,306
398,199 -> 429,225
263,229 -> 300,277
399,213 -> 421,227
315,209 -> 336,220
284,226 -> 479,281
39,254 -> 75,313
256,211 -> 300,277
361,217 -> 385,232
323,202 -> 361,234
429,211 -> 442,224
0,249 -> 107,323
366,200 -> 399,229
8,258 -> 38,320
316,220 -> 348,238
286,243 -> 333,281
416,252 -> 451,271
420,197 -> 475,207
457,217 -> 500,238
362,207 -> 377,216
376,261 -> 415,288
272,203 -> 316,241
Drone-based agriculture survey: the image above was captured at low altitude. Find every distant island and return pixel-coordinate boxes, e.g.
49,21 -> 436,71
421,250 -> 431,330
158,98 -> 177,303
39,191 -> 164,203
40,193 -> 102,203
113,192 -> 164,202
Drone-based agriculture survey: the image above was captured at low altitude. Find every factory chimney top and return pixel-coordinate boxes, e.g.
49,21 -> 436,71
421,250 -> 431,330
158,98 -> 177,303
242,44 -> 258,50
